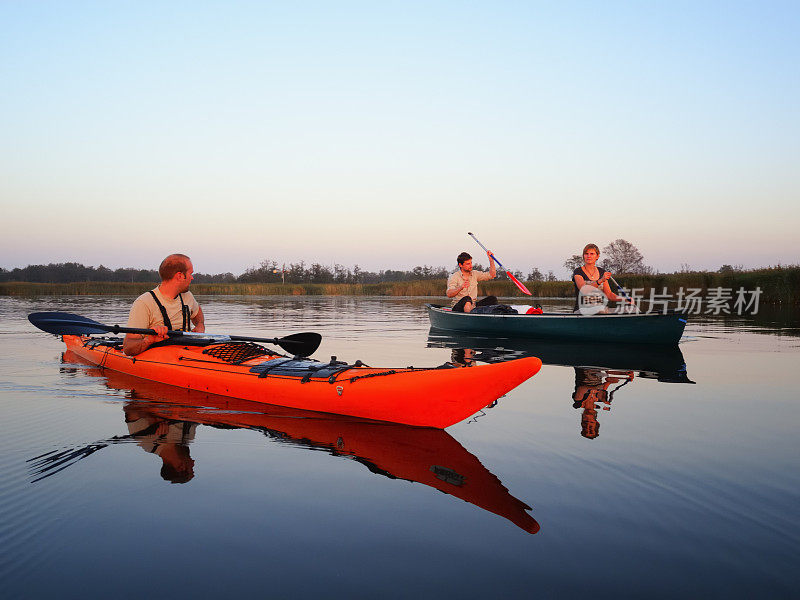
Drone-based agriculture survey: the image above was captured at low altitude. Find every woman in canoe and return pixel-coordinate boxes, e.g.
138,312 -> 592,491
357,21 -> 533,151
572,243 -> 626,313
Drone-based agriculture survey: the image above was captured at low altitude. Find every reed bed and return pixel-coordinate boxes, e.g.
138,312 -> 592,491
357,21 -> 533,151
612,266 -> 800,305
1,282 -> 158,296
2,266 -> 797,304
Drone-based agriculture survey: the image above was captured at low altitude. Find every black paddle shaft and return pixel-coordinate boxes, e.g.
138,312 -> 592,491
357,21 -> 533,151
28,312 -> 322,357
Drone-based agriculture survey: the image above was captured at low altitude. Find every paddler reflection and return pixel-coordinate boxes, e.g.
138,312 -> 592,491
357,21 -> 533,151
450,348 -> 476,367
428,329 -> 695,439
571,368 -> 634,440
449,347 -> 503,367
30,351 -> 540,534
124,404 -> 196,483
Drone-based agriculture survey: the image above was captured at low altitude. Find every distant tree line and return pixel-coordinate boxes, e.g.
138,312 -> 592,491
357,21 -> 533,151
0,262 -> 163,284
0,259 -> 569,285
0,260 -> 460,284
0,243 -> 749,285
236,260 -> 453,284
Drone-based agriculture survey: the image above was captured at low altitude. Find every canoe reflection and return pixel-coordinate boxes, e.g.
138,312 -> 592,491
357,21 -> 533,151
429,328 -> 695,440
28,350 -> 540,534
428,327 -> 694,383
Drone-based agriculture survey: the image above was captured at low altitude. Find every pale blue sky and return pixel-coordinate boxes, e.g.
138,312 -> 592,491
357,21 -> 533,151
2,1 -> 798,276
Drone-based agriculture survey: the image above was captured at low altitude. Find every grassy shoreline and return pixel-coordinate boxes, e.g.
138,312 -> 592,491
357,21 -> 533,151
2,266 -> 797,304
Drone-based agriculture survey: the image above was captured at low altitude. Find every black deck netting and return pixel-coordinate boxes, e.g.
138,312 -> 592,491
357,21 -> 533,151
202,342 -> 276,364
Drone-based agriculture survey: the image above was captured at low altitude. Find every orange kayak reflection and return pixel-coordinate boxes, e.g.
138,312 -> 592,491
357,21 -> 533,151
33,350 -> 539,534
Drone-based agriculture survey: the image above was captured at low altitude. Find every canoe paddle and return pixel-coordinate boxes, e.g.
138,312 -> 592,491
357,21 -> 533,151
467,232 -> 532,296
608,276 -> 640,312
28,312 -> 322,357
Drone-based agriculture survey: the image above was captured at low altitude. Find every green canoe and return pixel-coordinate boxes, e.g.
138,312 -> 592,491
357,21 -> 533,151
426,304 -> 688,344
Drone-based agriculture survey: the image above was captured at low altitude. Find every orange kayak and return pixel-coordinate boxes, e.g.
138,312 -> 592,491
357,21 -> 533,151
61,335 -> 541,428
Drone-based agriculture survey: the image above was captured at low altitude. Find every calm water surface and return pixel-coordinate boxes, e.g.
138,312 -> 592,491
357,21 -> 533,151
1,296 -> 798,598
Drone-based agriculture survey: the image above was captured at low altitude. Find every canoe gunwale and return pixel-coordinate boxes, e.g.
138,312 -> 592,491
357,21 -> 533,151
426,304 -> 687,320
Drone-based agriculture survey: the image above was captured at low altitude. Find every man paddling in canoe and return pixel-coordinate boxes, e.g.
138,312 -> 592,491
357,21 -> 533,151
447,251 -> 497,312
123,253 -> 205,356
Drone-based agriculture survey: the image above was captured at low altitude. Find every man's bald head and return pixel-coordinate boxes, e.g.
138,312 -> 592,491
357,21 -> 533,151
159,254 -> 192,281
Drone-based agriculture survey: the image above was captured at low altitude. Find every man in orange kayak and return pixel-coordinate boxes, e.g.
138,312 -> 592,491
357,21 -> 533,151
123,253 -> 205,356
446,251 -> 497,312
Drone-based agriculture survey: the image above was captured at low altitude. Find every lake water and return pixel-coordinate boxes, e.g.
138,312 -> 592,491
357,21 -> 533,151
1,295 -> 798,598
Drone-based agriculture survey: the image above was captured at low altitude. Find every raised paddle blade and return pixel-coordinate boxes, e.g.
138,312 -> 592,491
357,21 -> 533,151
507,271 -> 532,296
274,332 -> 322,357
28,312 -> 114,336
467,232 -> 532,295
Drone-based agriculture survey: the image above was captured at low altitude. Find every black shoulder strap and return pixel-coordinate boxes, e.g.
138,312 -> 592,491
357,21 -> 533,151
179,294 -> 190,331
149,290 -> 173,330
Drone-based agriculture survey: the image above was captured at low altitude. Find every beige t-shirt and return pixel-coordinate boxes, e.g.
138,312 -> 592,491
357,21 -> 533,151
446,269 -> 493,306
127,287 -> 200,331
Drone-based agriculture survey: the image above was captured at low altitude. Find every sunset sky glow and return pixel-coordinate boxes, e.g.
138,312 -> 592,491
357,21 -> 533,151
2,1 -> 798,277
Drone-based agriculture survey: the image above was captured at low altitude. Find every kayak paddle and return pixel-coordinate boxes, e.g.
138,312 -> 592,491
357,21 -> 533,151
467,232 -> 532,296
28,312 -> 322,357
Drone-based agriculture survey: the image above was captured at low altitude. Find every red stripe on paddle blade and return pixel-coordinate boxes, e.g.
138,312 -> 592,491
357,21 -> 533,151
507,272 -> 532,295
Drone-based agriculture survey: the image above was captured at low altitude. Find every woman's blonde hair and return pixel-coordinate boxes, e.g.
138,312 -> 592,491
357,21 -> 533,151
582,243 -> 600,255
